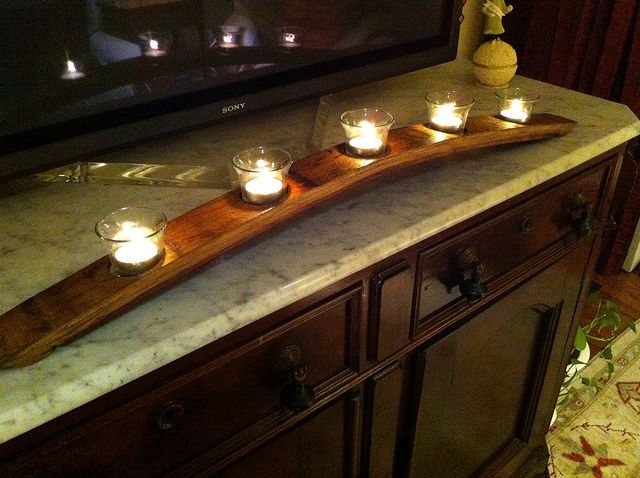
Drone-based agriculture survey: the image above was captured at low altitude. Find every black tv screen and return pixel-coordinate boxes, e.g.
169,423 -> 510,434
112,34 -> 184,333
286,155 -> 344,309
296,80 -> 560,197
0,0 -> 461,180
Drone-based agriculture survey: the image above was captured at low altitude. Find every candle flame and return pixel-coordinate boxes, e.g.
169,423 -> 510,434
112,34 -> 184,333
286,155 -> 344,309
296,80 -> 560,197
66,60 -> 77,73
119,221 -> 151,240
149,39 -> 159,50
358,120 -> 378,138
439,102 -> 456,115
285,33 -> 296,43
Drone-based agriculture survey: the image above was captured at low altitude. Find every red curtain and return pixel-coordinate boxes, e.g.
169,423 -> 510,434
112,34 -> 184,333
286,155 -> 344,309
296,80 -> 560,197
518,0 -> 639,112
509,1 -> 640,274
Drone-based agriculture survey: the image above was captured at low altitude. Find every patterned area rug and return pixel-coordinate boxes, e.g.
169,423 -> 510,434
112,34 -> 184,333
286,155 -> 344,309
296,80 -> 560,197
547,325 -> 640,477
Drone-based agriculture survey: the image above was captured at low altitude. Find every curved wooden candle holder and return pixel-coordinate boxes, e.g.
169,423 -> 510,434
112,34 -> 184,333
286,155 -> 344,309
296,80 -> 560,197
0,114 -> 575,367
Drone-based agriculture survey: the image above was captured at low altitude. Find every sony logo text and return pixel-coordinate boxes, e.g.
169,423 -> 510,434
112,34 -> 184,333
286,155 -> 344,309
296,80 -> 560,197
222,102 -> 246,114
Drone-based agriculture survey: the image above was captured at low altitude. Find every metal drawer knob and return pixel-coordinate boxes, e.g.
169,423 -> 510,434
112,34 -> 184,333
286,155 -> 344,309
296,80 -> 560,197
456,247 -> 486,301
519,214 -> 534,234
156,401 -> 185,430
570,194 -> 596,238
274,345 -> 315,412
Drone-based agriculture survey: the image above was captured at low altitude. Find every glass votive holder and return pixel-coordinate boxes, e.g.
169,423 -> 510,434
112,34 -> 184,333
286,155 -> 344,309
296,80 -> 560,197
340,108 -> 394,158
278,27 -> 305,49
217,25 -> 244,48
425,90 -> 474,134
95,207 -> 167,276
496,88 -> 540,124
232,147 -> 292,206
139,32 -> 172,57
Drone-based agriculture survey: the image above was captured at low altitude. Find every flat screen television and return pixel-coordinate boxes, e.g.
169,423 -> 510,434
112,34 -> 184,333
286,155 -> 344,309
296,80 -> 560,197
0,0 -> 462,180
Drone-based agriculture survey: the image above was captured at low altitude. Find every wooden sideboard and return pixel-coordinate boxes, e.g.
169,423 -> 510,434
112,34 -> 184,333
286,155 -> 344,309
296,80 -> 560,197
0,145 -> 623,477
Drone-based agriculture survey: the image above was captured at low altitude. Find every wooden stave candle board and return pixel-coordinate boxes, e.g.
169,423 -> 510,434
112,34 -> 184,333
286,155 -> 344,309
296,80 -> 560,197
0,114 -> 576,367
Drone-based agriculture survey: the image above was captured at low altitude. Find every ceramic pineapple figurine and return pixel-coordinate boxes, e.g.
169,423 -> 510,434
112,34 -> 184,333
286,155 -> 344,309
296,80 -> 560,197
472,0 -> 518,88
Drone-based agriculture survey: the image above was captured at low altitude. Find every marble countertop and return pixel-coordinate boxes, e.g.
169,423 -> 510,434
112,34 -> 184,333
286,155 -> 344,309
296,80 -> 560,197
1,60 -> 639,444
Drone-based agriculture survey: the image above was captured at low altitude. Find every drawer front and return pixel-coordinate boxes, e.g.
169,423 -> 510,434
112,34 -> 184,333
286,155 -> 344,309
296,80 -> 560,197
8,287 -> 361,478
416,160 -> 611,329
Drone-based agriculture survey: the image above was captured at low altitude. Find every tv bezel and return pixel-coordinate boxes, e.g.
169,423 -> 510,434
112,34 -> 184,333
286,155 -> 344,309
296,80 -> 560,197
1,1 -> 462,182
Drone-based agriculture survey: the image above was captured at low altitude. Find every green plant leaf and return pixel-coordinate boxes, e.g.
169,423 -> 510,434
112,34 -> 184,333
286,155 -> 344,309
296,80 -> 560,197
629,320 -> 637,333
574,327 -> 588,351
602,345 -> 613,360
608,311 -> 621,329
605,299 -> 619,312
607,361 -> 614,378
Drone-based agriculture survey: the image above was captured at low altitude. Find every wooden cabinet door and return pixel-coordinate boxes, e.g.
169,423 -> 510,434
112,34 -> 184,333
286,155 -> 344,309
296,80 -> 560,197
406,242 -> 592,478
212,391 -> 362,478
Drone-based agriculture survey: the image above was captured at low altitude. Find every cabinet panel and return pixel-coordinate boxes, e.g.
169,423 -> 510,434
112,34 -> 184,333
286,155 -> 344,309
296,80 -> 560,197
362,361 -> 404,478
214,392 -> 361,478
408,245 -> 588,478
5,287 -> 361,478
368,259 -> 414,361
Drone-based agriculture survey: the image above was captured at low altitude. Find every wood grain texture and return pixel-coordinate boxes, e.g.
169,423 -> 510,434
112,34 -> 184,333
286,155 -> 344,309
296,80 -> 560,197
0,114 -> 576,368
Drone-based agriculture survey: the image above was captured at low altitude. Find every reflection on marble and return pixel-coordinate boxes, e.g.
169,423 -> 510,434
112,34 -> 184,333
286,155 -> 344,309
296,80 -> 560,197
0,60 -> 639,444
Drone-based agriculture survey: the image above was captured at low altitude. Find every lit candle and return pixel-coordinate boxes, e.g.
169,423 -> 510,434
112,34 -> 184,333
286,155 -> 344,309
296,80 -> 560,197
346,120 -> 386,157
243,176 -> 284,205
430,103 -> 463,133
233,147 -> 292,206
61,59 -> 85,80
111,223 -> 162,275
495,88 -> 538,124
144,38 -> 167,57
500,100 -> 529,123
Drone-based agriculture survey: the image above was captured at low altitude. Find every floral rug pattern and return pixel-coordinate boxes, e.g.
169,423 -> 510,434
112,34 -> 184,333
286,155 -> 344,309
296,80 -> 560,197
547,326 -> 640,477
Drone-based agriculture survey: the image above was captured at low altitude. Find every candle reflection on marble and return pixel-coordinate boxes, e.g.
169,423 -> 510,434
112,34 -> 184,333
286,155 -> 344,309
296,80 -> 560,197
496,88 -> 539,124
425,90 -> 474,134
96,208 -> 167,276
341,109 -> 394,158
232,147 -> 292,206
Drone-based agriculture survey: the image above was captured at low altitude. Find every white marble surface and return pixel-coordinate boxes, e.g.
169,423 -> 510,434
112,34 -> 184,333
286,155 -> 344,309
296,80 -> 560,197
1,60 -> 639,444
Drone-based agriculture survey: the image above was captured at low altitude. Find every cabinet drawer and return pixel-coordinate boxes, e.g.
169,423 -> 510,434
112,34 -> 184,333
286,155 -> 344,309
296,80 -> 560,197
8,287 -> 361,478
415,160 -> 612,330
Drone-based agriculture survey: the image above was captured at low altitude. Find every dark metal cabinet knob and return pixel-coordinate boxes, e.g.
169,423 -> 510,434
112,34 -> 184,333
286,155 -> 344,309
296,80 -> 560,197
456,247 -> 487,301
281,363 -> 315,412
570,194 -> 596,238
274,345 -> 316,412
156,401 -> 185,430
519,214 -> 534,234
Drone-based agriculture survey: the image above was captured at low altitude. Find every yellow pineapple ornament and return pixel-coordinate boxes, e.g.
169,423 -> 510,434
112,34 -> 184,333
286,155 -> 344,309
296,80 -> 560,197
472,1 -> 517,88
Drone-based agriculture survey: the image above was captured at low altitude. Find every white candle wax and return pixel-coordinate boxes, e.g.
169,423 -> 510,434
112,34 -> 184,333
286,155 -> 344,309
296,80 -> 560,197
114,240 -> 159,265
243,176 -> 285,205
500,102 -> 529,123
431,115 -> 462,130
347,136 -> 384,156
